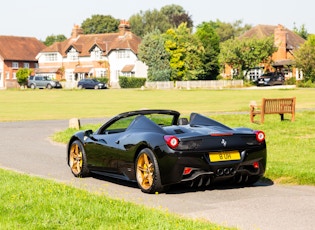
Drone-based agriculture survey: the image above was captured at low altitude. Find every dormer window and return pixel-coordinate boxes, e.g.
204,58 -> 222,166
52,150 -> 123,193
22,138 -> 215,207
91,46 -> 102,60
67,47 -> 79,61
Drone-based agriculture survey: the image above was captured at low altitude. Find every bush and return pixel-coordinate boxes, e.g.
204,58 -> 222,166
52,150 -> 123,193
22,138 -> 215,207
119,76 -> 146,88
96,77 -> 108,84
297,80 -> 315,88
285,77 -> 296,85
16,68 -> 32,87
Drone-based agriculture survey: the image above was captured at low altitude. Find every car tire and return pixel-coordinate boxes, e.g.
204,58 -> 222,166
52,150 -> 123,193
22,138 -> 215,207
136,148 -> 164,194
78,85 -> 83,89
30,84 -> 36,89
68,140 -> 89,177
47,84 -> 52,89
94,85 -> 98,90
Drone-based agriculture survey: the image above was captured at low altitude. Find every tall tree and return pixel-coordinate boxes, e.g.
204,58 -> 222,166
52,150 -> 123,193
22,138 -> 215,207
81,14 -> 120,34
207,19 -> 252,42
163,23 -> 204,81
160,4 -> 193,29
293,23 -> 309,40
43,34 -> 67,46
219,36 -> 277,79
195,22 -> 220,79
129,4 -> 193,37
138,30 -> 171,81
295,34 -> 315,82
129,9 -> 170,37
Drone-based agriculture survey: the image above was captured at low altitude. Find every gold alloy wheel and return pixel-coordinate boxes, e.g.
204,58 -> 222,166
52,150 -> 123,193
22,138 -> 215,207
136,153 -> 154,190
69,143 -> 83,175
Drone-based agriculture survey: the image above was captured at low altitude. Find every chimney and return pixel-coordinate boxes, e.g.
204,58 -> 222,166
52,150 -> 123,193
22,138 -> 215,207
71,24 -> 84,38
274,24 -> 287,60
118,20 -> 131,37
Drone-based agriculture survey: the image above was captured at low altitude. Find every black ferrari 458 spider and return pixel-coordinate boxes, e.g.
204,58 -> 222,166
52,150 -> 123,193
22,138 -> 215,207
67,110 -> 267,193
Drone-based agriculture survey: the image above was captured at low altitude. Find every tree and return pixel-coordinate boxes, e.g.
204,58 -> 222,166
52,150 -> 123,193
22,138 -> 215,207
207,19 -> 252,42
160,4 -> 193,29
195,22 -> 220,79
138,30 -> 171,81
43,34 -> 67,46
293,23 -> 309,40
81,14 -> 120,34
295,34 -> 315,82
219,36 -> 277,79
16,68 -> 32,87
129,5 -> 193,37
129,9 -> 170,38
163,23 -> 204,81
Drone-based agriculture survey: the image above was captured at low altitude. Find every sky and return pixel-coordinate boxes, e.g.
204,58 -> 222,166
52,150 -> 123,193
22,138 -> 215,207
2,0 -> 315,40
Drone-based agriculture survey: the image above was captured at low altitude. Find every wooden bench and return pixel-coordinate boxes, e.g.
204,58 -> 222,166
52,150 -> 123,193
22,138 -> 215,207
250,97 -> 296,123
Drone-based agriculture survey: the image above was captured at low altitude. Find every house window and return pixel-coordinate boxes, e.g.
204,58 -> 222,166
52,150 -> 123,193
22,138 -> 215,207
13,72 -> 16,79
67,47 -> 79,61
91,47 -> 102,60
12,62 -> 19,69
6,72 -> 10,79
116,50 -> 130,59
35,63 -> 39,68
45,53 -> 57,62
96,69 -> 107,77
23,63 -> 30,68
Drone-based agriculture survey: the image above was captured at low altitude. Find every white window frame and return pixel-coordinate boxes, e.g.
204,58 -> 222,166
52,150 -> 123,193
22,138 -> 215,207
23,62 -> 30,68
67,47 -> 79,61
12,62 -> 19,69
116,50 -> 130,59
91,46 -> 102,60
45,53 -> 58,62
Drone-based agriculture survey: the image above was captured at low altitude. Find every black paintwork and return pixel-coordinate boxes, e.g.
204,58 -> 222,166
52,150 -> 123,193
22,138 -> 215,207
67,109 -> 267,187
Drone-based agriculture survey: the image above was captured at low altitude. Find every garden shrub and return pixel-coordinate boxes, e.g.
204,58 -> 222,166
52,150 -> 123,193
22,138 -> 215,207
119,76 -> 146,88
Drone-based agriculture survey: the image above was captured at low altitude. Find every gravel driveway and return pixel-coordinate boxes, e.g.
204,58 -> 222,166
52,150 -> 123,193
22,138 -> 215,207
0,119 -> 314,230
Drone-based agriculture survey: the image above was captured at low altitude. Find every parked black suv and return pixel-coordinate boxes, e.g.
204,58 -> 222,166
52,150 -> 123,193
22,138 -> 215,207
256,72 -> 285,86
27,76 -> 62,89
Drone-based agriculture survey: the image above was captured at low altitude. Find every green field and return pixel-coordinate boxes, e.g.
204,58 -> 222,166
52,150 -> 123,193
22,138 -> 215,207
0,87 -> 314,229
1,88 -> 315,121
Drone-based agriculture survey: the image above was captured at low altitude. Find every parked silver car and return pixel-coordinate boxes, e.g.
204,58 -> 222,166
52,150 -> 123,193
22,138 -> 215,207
27,76 -> 62,89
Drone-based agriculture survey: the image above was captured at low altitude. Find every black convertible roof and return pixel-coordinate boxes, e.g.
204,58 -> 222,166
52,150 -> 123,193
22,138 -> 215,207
117,109 -> 180,118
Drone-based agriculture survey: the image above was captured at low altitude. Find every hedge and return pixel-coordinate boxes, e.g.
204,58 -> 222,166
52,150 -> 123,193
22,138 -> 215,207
119,76 -> 146,88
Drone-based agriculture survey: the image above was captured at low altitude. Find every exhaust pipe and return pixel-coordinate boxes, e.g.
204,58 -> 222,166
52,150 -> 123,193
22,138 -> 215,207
216,169 -> 224,176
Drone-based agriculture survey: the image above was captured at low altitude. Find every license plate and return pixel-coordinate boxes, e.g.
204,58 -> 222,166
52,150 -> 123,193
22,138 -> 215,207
209,151 -> 240,162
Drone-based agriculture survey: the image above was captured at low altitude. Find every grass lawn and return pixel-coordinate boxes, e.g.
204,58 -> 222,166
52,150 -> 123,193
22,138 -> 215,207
0,87 -> 314,229
1,87 -> 315,121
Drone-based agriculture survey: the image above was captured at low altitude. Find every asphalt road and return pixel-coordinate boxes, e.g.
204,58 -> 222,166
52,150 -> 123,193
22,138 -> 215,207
0,119 -> 314,230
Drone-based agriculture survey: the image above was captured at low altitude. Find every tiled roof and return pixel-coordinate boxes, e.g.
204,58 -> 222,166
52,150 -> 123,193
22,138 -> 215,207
41,31 -> 142,57
121,64 -> 135,72
239,24 -> 306,51
0,36 -> 46,61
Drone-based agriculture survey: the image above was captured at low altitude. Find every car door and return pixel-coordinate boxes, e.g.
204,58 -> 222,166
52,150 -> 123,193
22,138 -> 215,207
86,79 -> 94,88
35,76 -> 44,87
84,132 -> 122,173
85,116 -> 136,173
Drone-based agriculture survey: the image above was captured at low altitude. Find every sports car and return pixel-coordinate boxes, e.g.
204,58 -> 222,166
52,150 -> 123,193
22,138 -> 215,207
67,109 -> 267,194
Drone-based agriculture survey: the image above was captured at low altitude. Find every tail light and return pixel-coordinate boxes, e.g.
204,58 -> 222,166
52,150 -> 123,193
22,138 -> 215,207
255,131 -> 265,143
164,135 -> 179,149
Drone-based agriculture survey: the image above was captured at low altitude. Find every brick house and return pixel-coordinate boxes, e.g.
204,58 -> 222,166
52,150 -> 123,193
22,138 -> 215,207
0,36 -> 46,88
223,24 -> 306,81
36,20 -> 147,88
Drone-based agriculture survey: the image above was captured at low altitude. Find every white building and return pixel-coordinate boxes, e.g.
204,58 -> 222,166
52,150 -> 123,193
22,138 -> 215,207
36,20 -> 147,88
